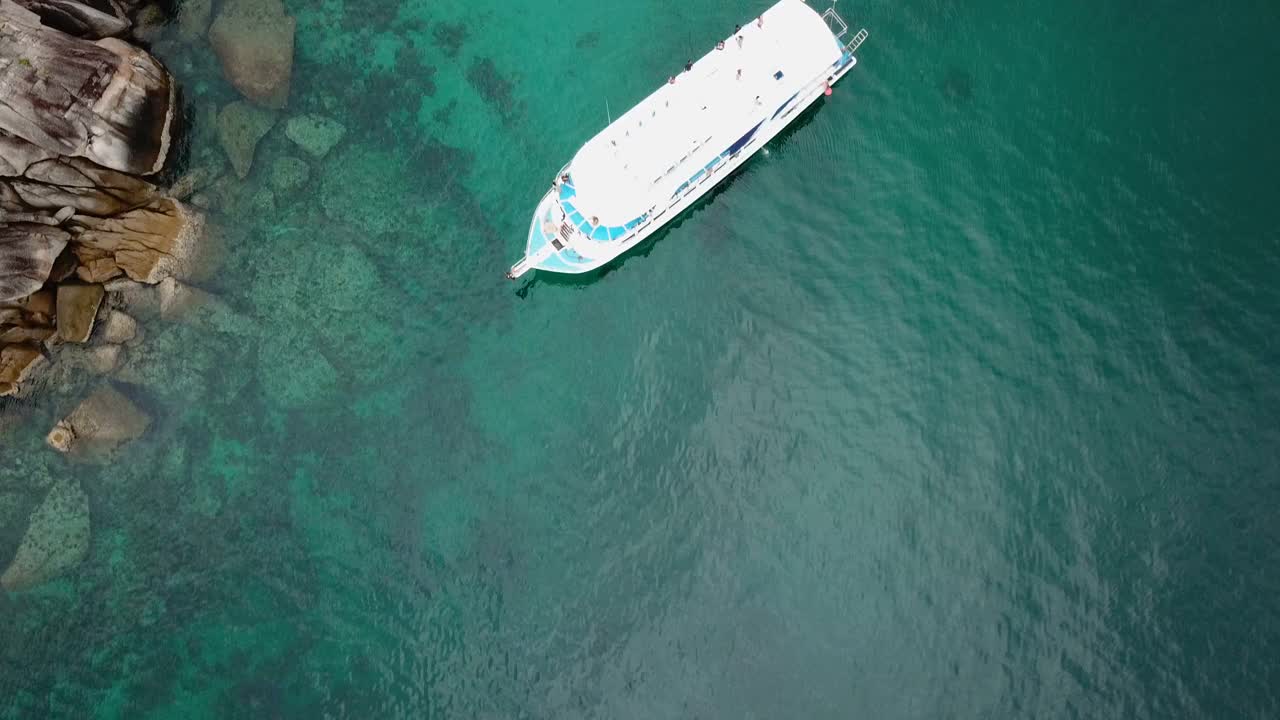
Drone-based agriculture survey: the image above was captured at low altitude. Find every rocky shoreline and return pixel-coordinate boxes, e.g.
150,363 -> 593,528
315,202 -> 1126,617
0,0 -> 322,590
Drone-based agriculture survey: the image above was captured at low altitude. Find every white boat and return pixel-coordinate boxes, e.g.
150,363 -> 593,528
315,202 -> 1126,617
506,0 -> 868,280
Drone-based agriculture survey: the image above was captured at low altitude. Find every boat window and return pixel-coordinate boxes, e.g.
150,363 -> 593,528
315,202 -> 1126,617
774,70 -> 784,80
772,91 -> 801,120
725,120 -> 764,156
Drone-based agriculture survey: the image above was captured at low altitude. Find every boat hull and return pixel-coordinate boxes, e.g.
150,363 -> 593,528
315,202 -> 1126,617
508,2 -> 866,280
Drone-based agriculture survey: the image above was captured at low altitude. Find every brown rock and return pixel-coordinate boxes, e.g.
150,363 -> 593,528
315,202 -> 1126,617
208,0 -> 295,109
71,198 -> 206,284
45,420 -> 74,451
0,290 -> 55,343
0,343 -> 45,396
55,283 -> 105,343
46,383 -> 150,456
18,288 -> 54,317
0,323 -> 53,344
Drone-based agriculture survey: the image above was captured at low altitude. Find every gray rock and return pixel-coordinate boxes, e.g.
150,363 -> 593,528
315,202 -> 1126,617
10,0 -> 130,39
0,478 -> 90,591
284,114 -> 346,158
104,278 -> 161,319
177,0 -> 212,40
0,222 -> 68,302
97,309 -> 139,345
0,0 -> 175,175
216,101 -> 277,179
268,156 -> 310,193
57,342 -> 124,375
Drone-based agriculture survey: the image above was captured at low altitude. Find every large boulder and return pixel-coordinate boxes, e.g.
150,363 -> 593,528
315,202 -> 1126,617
55,282 -> 105,342
0,0 -> 175,175
71,198 -> 207,283
1,130 -> 158,217
284,114 -> 345,159
11,0 -> 130,39
208,0 -> 294,109
216,101 -> 277,179
45,383 -> 150,457
0,478 -> 90,591
0,222 -> 69,302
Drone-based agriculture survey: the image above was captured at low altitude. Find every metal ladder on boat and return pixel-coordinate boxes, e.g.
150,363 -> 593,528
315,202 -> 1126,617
822,6 -> 869,54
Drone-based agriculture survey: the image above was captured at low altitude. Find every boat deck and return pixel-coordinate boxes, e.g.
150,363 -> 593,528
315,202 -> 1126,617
568,0 -> 843,225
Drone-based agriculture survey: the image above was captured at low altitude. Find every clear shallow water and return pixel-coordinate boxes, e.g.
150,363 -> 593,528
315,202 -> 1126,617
3,0 -> 1280,717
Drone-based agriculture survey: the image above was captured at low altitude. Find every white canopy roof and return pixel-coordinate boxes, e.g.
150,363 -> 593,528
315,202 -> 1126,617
567,0 -> 842,225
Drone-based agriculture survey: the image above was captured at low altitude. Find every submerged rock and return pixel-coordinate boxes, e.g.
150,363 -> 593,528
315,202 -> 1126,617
129,2 -> 166,43
55,283 -> 105,343
256,330 -> 338,408
47,383 -> 151,457
157,276 -> 212,321
167,164 -> 222,201
97,309 -> 139,345
177,0 -> 212,41
157,277 -> 247,336
0,478 -> 90,591
268,156 -> 310,193
57,342 -> 124,375
104,277 -> 161,319
208,0 -> 295,109
284,114 -> 346,158
216,101 -> 277,179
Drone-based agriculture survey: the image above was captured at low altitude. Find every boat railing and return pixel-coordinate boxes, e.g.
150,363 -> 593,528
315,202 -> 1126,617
822,6 -> 868,54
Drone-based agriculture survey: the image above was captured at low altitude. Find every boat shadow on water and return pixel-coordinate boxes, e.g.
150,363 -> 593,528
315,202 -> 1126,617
513,99 -> 829,298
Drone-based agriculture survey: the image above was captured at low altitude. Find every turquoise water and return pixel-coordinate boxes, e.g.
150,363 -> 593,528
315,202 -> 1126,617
3,0 -> 1280,716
